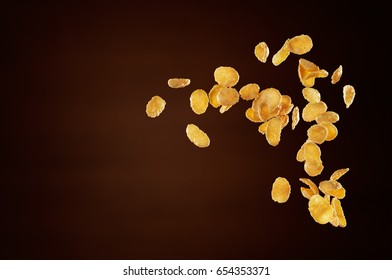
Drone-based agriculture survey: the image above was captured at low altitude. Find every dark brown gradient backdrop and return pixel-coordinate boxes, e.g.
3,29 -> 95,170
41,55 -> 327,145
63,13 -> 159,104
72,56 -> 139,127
2,1 -> 390,259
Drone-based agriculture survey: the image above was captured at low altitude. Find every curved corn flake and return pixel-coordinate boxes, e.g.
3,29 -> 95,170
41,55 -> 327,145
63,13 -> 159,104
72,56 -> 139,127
307,124 -> 328,144
190,89 -> 209,115
331,65 -> 343,84
308,194 -> 334,224
304,158 -> 324,177
319,180 -> 346,199
316,111 -> 340,124
303,141 -> 321,161
254,42 -> 270,63
213,66 -> 240,88
146,95 -> 166,118
167,78 -> 191,88
208,84 -> 224,108
330,168 -> 350,181
320,122 -> 338,141
298,58 -> 328,87
266,116 -> 283,146
288,34 -> 313,55
302,101 -> 328,122
239,83 -> 260,101
217,87 -> 239,106
258,122 -> 268,135
299,178 -> 319,195
272,39 -> 290,66
301,187 -> 314,199
343,84 -> 356,108
219,105 -> 232,114
271,177 -> 291,203
291,106 -> 300,130
186,124 -> 210,148
302,87 -> 321,103
296,144 -> 305,162
331,198 -> 347,227
245,107 -> 263,123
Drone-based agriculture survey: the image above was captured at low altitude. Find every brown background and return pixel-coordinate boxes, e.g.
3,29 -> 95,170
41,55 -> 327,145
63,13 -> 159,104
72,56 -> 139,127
2,1 -> 390,259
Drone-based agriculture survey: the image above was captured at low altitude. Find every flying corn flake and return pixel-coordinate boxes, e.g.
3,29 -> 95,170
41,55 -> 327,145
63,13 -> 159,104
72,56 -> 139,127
302,101 -> 328,122
331,65 -> 343,84
272,39 -> 290,66
168,78 -> 191,88
254,42 -> 270,63
213,66 -> 240,88
146,95 -> 166,118
186,124 -> 210,148
302,87 -> 321,103
298,58 -> 328,87
190,89 -> 209,115
343,84 -> 356,108
288,34 -> 313,55
271,177 -> 291,203
239,83 -> 260,101
308,194 -> 334,224
291,106 -> 300,130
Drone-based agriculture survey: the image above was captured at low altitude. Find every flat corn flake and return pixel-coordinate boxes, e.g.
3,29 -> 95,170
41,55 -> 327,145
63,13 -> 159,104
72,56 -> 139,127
167,78 -> 191,88
302,87 -> 321,103
330,168 -> 349,181
291,106 -> 300,130
186,124 -> 210,148
146,95 -> 166,118
271,177 -> 291,203
320,122 -> 338,141
288,34 -> 313,55
308,194 -> 334,224
319,180 -> 346,199
303,141 -> 321,161
213,66 -> 240,88
299,178 -> 319,195
331,198 -> 347,227
304,158 -> 324,177
239,83 -> 260,101
208,84 -> 224,108
266,116 -> 283,146
245,107 -> 263,123
316,111 -> 340,124
217,87 -> 240,106
331,65 -> 343,84
307,124 -> 328,144
343,84 -> 356,108
302,101 -> 328,122
254,42 -> 270,63
272,39 -> 290,66
190,89 -> 209,115
298,58 -> 329,87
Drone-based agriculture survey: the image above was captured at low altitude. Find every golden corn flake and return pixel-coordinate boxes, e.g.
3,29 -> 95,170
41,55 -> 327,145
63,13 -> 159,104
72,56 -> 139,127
257,87 -> 283,113
301,187 -> 314,199
304,158 -> 324,177
146,95 -> 166,118
298,58 -> 329,87
302,101 -> 328,122
343,84 -> 356,108
279,114 -> 289,128
272,39 -> 290,66
330,168 -> 349,181
208,84 -> 224,108
308,194 -> 334,224
296,143 -> 305,162
299,178 -> 319,195
278,95 -> 294,115
271,177 -> 291,203
291,106 -> 300,130
190,89 -> 209,115
254,42 -> 270,63
303,141 -> 321,161
185,124 -> 210,148
302,87 -> 321,103
316,111 -> 340,124
239,83 -> 260,101
245,107 -> 263,123
320,122 -> 338,141
266,116 -> 283,147
307,124 -> 328,144
288,34 -> 313,55
219,105 -> 232,114
331,198 -> 347,227
217,87 -> 240,106
319,180 -> 346,199
258,103 -> 271,122
214,66 -> 240,88
331,65 -> 343,84
167,78 -> 191,88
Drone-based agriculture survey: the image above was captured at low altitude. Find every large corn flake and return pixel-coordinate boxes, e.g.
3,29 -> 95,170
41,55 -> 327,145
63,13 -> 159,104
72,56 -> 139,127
272,39 -> 290,66
186,124 -> 210,148
331,198 -> 347,227
330,168 -> 349,181
303,141 -> 321,161
256,87 -> 282,113
304,158 -> 324,177
266,116 -> 283,146
320,122 -> 338,141
254,42 -> 270,63
298,58 -> 328,87
271,177 -> 291,203
291,106 -> 300,130
302,101 -> 328,122
302,87 -> 321,103
343,84 -> 356,108
307,124 -> 328,144
190,89 -> 209,115
208,84 -> 224,108
217,87 -> 240,106
288,34 -> 313,55
214,66 -> 240,88
146,95 -> 166,118
167,78 -> 191,88
331,65 -> 343,84
308,194 -> 333,224
319,180 -> 346,199
316,111 -> 340,124
239,83 -> 260,101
